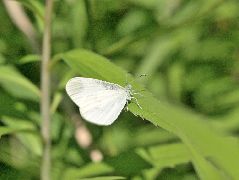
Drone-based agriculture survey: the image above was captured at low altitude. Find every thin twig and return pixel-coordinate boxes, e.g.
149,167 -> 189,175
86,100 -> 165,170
40,0 -> 53,180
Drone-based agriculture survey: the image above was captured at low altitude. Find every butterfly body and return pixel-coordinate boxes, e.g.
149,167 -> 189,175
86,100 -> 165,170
66,77 -> 132,125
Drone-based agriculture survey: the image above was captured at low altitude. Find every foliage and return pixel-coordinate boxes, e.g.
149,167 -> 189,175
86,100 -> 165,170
0,0 -> 239,179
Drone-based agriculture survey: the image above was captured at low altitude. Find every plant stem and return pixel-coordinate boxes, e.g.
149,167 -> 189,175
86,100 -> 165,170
40,0 -> 53,180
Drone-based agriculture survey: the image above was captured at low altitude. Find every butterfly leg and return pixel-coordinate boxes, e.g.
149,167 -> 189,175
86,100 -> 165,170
131,97 -> 142,109
126,106 -> 129,111
124,101 -> 129,111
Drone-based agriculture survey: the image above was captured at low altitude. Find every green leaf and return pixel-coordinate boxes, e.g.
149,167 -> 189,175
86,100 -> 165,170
0,91 -> 26,118
62,163 -> 114,179
50,92 -> 63,114
133,127 -> 177,147
0,66 -> 40,101
1,116 -> 42,156
18,54 -> 40,64
139,142 -> 225,179
0,126 -> 27,138
62,49 -> 239,179
136,143 -> 191,169
80,176 -> 125,180
136,142 -> 225,179
190,147 -> 226,180
105,151 -> 151,176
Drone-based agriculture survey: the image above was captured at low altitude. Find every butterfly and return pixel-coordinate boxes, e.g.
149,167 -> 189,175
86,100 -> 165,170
66,77 -> 141,126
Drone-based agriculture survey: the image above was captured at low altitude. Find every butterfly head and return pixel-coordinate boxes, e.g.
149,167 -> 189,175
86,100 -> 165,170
125,84 -> 132,90
124,84 -> 143,109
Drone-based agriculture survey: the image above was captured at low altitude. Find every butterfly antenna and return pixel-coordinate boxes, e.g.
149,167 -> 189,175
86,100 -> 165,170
125,73 -> 129,86
125,73 -> 134,86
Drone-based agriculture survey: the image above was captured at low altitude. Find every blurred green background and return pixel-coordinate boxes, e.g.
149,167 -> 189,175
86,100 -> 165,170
0,0 -> 239,179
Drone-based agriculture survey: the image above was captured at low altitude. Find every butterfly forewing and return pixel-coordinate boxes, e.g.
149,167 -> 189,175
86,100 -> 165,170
66,77 -> 129,125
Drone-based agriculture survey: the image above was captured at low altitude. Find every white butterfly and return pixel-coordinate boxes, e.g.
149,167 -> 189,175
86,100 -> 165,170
66,77 -> 141,126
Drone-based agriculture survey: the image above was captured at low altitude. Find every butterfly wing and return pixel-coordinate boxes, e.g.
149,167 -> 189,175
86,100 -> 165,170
79,92 -> 127,125
66,77 -> 128,125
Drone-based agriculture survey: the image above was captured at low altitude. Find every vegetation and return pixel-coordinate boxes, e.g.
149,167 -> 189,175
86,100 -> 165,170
0,0 -> 239,179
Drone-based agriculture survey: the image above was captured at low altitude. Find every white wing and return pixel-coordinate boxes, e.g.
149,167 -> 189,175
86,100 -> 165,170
66,77 -> 128,125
